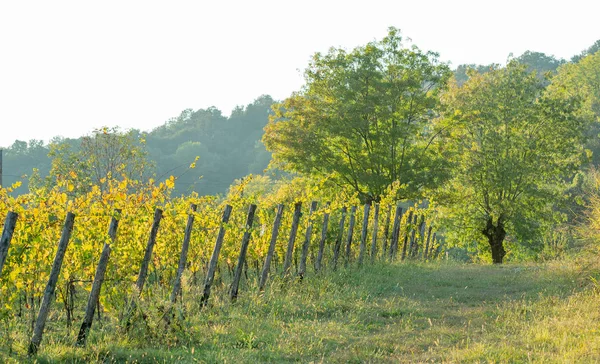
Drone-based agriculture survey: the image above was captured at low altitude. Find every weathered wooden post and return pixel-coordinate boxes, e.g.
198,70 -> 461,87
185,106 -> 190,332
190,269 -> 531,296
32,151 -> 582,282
123,208 -> 163,329
432,234 -> 442,259
432,233 -> 439,258
258,204 -> 284,292
76,209 -> 121,346
408,214 -> 417,257
299,201 -> 317,279
369,204 -> 380,262
423,225 -> 433,261
230,204 -> 257,301
315,202 -> 330,272
200,205 -> 233,307
28,212 -> 75,355
400,210 -> 413,261
136,208 -> 163,294
381,205 -> 391,259
282,202 -> 302,277
344,206 -> 357,266
0,211 -> 18,277
417,215 -> 425,257
358,204 -> 370,266
389,204 -> 403,260
170,204 -> 197,303
409,214 -> 424,258
408,213 -> 419,258
332,207 -> 347,270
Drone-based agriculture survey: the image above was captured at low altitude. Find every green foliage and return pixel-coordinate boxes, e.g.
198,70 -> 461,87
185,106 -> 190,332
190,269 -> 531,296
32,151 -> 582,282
577,167 -> 600,250
1,96 -> 274,198
48,127 -> 151,194
146,95 -> 274,196
453,63 -> 496,86
437,61 -> 589,262
571,39 -> 600,63
1,140 -> 50,195
514,51 -> 565,76
263,27 -> 451,204
454,51 -> 563,88
549,51 -> 600,165
0,163 -> 441,361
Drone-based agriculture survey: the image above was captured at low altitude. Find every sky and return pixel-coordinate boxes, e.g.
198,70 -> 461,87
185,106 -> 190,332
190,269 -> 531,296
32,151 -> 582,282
0,0 -> 598,148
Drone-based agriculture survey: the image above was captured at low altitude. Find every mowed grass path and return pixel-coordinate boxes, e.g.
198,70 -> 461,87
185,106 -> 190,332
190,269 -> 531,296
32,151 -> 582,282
7,257 -> 600,363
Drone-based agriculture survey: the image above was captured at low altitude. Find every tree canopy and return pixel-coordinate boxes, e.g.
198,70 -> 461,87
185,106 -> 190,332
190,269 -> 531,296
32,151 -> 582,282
571,39 -> 600,63
48,127 -> 150,193
263,27 -> 451,204
437,61 -> 588,263
549,50 -> 600,166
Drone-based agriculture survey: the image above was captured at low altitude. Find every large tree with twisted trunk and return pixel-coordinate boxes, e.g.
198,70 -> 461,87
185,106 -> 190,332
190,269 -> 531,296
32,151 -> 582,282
438,61 -> 588,263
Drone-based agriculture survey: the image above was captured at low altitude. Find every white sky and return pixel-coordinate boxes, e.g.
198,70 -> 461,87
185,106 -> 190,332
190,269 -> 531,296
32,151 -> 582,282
0,0 -> 598,148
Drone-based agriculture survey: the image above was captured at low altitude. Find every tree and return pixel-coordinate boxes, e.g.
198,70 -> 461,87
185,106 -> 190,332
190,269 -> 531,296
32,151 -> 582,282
2,139 -> 51,195
549,51 -> 600,165
514,51 -> 564,76
438,61 -> 587,263
571,39 -> 600,63
263,27 -> 451,204
454,64 -> 496,86
49,127 -> 150,193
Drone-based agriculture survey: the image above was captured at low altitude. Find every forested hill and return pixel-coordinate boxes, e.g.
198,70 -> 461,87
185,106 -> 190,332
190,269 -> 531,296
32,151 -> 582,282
145,94 -> 274,195
1,95 -> 274,196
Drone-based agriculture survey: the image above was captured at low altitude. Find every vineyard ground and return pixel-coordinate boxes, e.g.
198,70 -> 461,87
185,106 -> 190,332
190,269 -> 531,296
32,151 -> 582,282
3,257 -> 600,363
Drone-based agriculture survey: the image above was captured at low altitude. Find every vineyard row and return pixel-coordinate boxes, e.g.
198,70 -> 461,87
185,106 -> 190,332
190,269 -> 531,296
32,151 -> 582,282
0,199 -> 442,356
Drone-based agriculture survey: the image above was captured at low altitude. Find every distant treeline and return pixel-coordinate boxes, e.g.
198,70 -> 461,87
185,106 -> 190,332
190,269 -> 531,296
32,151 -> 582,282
1,95 -> 274,196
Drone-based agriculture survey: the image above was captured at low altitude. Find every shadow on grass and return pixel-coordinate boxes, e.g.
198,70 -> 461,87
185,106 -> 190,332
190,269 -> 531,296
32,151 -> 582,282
3,259 -> 599,363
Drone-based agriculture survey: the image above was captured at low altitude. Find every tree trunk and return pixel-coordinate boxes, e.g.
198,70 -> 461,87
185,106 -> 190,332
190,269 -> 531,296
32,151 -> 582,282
482,217 -> 506,264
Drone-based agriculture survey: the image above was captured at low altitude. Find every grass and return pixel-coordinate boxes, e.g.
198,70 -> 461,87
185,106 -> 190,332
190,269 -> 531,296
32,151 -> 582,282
3,256 -> 600,363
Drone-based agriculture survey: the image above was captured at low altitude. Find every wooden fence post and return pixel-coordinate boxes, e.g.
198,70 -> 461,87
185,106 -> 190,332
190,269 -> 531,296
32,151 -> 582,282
123,208 -> 163,329
358,204 -> 370,266
409,215 -> 424,258
259,204 -> 284,292
381,205 -> 391,259
370,204 -> 380,262
400,210 -> 413,261
408,213 -> 419,258
433,235 -> 443,259
344,206 -> 357,266
170,204 -> 197,303
423,225 -> 433,261
431,233 -> 439,259
408,214 -> 417,257
28,212 -> 75,355
332,207 -> 347,270
389,204 -> 403,260
282,202 -> 302,277
200,205 -> 233,307
136,208 -> 163,294
230,204 -> 257,301
315,202 -> 330,272
415,216 -> 426,258
299,201 -> 317,279
0,211 -> 18,277
76,209 -> 121,347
